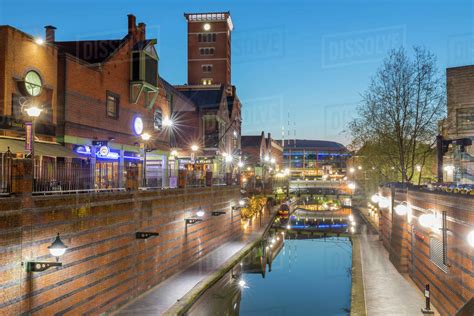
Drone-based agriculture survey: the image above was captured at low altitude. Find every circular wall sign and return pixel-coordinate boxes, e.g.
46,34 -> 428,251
98,146 -> 109,157
133,116 -> 144,135
24,71 -> 42,96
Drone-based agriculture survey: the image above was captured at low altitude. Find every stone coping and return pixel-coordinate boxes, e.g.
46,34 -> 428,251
350,235 -> 367,316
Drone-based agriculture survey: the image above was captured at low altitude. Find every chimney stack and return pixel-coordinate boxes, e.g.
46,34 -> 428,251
137,22 -> 146,41
127,14 -> 137,36
44,25 -> 56,43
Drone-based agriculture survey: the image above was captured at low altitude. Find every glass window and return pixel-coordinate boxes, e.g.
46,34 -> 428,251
457,108 -> 474,131
106,92 -> 119,119
154,109 -> 162,131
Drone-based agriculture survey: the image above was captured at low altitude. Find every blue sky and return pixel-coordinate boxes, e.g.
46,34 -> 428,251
1,0 -> 473,145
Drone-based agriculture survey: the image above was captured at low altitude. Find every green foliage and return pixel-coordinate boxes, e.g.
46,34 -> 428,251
348,47 -> 445,185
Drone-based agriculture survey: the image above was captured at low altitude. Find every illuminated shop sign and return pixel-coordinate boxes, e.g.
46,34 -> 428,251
75,145 -> 140,161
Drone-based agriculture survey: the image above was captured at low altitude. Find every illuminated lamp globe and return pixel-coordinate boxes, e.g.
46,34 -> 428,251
163,117 -> 173,127
418,213 -> 435,228
394,204 -> 409,216
225,154 -> 233,163
371,194 -> 380,203
467,230 -> 474,248
238,280 -> 246,288
191,144 -> 199,152
141,133 -> 151,141
237,161 -> 244,168
239,199 -> 246,207
378,198 -> 390,209
25,106 -> 42,118
48,233 -> 68,258
196,210 -> 205,217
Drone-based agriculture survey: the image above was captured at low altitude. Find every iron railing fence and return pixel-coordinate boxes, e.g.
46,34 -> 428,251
0,150 -> 13,194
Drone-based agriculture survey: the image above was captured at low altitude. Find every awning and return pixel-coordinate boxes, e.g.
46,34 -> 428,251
0,138 -> 80,158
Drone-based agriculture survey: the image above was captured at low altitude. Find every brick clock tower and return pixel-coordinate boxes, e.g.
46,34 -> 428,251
184,12 -> 233,86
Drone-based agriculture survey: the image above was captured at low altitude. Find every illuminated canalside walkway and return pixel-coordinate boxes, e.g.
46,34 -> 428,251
114,209 -> 275,315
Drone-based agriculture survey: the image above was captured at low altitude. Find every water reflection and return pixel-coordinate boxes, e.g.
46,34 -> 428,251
188,232 -> 352,316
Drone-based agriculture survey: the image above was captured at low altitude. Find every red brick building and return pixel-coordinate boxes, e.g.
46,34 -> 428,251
172,12 -> 242,180
55,15 -> 171,189
0,25 -> 77,158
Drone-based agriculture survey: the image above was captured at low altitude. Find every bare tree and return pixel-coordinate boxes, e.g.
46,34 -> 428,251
349,47 -> 445,183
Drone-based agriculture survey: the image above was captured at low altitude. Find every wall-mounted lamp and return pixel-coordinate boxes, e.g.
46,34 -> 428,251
212,211 -> 227,216
378,197 -> 390,209
185,208 -> 205,225
136,232 -> 159,239
26,233 -> 68,272
185,218 -> 203,225
394,202 -> 410,216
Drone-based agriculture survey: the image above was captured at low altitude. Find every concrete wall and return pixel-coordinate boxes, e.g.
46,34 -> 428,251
378,187 -> 473,315
0,186 -> 241,315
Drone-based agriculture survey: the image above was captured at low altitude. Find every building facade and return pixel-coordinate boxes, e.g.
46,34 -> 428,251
439,65 -> 474,184
282,139 -> 350,180
171,12 -> 242,183
55,14 -> 171,189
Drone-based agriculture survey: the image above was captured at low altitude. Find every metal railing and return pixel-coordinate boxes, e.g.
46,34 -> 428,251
0,150 -> 12,194
0,155 -> 238,196
34,160 -> 94,193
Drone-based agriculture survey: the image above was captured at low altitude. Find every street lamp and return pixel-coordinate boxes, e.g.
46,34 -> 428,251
418,213 -> 436,228
35,37 -> 44,45
349,167 -> 355,174
141,133 -> 151,187
163,117 -> 173,127
25,106 -> 43,184
191,144 -> 199,152
26,233 -> 68,272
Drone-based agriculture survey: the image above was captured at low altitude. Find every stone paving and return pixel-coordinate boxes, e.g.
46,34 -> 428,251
358,217 -> 439,316
114,208 -> 274,316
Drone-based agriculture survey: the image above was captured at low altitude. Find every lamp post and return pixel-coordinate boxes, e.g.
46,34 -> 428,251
25,106 -> 42,185
141,132 -> 151,187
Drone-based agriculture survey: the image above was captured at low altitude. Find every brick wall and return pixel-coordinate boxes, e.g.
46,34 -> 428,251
378,187 -> 474,315
0,186 -> 241,315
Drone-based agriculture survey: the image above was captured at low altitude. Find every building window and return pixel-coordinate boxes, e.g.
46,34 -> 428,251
199,47 -> 215,56
154,109 -> 162,131
198,33 -> 216,43
202,64 -> 213,73
202,79 -> 213,85
456,108 -> 474,131
106,92 -> 119,119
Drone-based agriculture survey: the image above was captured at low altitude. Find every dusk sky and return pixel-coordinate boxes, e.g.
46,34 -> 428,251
1,0 -> 473,145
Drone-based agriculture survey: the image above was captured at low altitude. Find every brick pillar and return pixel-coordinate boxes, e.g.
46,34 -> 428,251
125,165 -> 139,191
225,172 -> 232,185
389,188 -> 410,273
11,159 -> 32,195
205,171 -> 212,187
178,169 -> 187,188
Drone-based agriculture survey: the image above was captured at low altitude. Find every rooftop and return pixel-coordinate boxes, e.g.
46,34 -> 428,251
280,139 -> 348,151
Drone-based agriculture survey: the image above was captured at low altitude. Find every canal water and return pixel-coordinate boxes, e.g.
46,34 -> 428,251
187,234 -> 352,316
